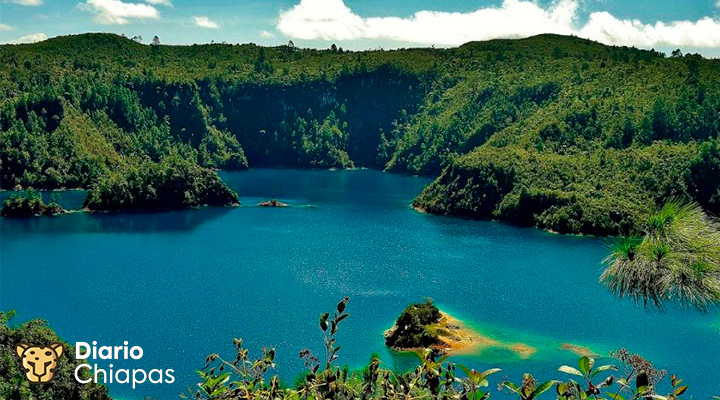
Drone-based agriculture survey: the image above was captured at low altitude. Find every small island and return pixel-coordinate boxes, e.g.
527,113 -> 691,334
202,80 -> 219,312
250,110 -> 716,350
1,189 -> 66,218
560,342 -> 600,358
258,199 -> 289,207
385,300 -> 536,358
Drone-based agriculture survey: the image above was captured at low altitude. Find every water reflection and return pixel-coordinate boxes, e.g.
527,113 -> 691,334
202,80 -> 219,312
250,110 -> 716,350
0,206 -> 235,237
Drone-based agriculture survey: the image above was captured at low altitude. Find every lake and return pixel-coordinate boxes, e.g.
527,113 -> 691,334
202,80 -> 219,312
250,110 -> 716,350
1,169 -> 719,399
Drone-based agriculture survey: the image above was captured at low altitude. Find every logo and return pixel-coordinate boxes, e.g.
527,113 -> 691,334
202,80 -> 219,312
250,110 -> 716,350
15,343 -> 64,383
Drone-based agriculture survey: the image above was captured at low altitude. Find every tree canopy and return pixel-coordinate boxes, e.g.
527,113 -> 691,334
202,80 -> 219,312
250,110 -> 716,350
1,33 -> 718,225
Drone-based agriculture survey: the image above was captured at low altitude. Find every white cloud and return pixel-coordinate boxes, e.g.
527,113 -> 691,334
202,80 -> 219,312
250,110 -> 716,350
3,32 -> 48,44
7,0 -> 43,6
260,30 -> 275,38
0,23 -> 15,31
580,12 -> 720,48
193,16 -> 219,29
78,0 -> 160,25
143,0 -> 171,7
276,0 -> 720,49
277,0 -> 576,44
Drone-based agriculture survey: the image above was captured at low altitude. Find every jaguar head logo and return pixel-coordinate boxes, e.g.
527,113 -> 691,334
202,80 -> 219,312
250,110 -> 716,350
15,343 -> 64,383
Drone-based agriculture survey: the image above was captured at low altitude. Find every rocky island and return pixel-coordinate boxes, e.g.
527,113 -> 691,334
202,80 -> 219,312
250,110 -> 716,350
385,300 -> 536,358
258,199 -> 289,207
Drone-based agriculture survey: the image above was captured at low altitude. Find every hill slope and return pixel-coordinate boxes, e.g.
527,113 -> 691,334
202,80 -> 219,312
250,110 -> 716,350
1,33 -> 718,230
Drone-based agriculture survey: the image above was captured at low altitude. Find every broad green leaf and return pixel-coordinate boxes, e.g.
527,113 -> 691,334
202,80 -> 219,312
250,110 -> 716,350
591,364 -> 619,377
674,386 -> 688,396
579,356 -> 592,375
556,382 -> 567,395
532,381 -> 559,398
459,364 -> 474,377
558,365 -> 584,376
479,368 -> 502,380
503,381 -> 522,395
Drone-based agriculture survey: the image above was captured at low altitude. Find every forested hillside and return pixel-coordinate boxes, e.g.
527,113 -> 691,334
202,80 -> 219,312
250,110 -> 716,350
1,33 -> 718,231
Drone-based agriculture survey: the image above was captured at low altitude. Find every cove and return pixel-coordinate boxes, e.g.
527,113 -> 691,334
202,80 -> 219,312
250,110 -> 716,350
1,169 -> 719,400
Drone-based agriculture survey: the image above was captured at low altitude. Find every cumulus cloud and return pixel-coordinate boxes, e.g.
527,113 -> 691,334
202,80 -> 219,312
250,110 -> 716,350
260,30 -> 275,38
78,0 -> 160,25
3,32 -> 48,44
580,12 -> 720,48
276,0 -> 720,49
0,23 -> 14,31
143,0 -> 171,6
7,0 -> 43,6
193,16 -> 219,29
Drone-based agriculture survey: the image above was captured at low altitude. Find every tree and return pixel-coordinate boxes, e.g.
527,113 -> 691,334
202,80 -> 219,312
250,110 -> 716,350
330,43 -> 338,52
686,140 -> 720,215
600,200 -> 720,311
151,35 -> 160,46
651,99 -> 669,140
288,40 -> 295,48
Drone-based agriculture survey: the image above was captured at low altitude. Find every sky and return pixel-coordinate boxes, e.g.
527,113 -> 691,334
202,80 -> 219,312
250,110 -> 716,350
1,0 -> 719,57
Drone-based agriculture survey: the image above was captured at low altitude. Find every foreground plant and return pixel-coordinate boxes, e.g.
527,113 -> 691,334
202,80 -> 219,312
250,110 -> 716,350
556,355 -> 617,397
187,299 -> 712,400
501,373 -> 558,400
601,199 -> 720,311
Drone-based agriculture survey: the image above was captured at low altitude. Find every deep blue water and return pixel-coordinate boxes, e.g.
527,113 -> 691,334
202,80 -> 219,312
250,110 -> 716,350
1,169 -> 719,400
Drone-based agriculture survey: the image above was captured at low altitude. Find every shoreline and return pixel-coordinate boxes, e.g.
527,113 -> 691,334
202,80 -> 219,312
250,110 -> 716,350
386,311 -> 537,359
410,204 -> 600,238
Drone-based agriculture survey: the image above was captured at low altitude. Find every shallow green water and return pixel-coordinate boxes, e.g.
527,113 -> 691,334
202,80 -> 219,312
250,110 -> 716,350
1,169 -> 718,399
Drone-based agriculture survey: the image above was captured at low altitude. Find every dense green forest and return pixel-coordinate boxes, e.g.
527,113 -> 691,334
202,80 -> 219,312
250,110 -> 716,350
1,33 -> 718,230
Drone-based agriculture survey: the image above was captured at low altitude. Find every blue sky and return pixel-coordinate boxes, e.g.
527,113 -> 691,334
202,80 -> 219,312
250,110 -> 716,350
1,0 -> 719,57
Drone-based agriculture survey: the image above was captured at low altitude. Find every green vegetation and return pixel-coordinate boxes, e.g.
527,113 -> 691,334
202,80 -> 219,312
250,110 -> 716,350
187,298 -> 710,400
0,311 -> 110,400
1,301 -> 715,400
413,144 -> 700,235
0,188 -> 65,217
384,299 -> 442,350
1,33 -> 719,228
83,156 -> 239,211
600,200 -> 720,311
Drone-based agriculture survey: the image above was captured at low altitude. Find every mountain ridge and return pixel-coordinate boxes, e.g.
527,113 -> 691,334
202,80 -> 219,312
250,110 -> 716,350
1,32 -> 718,233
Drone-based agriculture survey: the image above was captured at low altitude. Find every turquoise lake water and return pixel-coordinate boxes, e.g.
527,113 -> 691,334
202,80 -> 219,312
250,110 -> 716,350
1,169 -> 719,399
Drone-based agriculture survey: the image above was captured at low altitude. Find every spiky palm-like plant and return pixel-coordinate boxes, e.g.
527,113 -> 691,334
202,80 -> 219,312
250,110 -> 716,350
600,200 -> 720,311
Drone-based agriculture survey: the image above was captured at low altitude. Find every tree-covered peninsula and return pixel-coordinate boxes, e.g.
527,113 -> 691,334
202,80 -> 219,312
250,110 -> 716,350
82,156 -> 239,211
0,188 -> 65,217
1,33 -> 718,227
